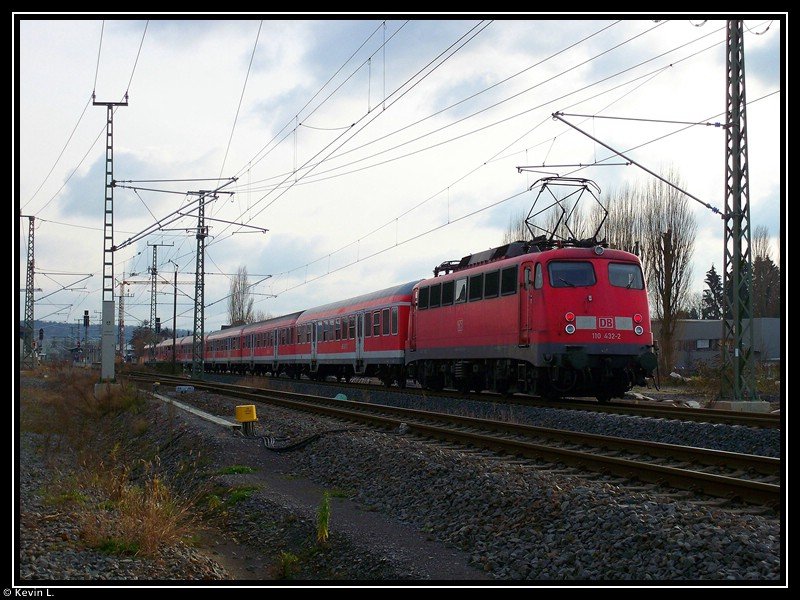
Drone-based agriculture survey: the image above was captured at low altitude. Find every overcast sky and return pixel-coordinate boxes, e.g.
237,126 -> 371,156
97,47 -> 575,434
15,15 -> 784,335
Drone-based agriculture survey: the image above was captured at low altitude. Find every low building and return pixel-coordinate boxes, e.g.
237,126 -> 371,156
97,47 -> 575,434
651,318 -> 781,372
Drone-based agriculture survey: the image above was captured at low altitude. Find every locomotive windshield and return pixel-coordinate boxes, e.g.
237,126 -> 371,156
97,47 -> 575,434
548,261 -> 596,288
608,262 -> 644,289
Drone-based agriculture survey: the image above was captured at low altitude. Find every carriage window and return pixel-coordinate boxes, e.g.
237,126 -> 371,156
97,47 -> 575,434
365,312 -> 372,337
469,274 -> 484,302
484,271 -> 500,298
373,311 -> 381,336
455,278 -> 467,303
335,318 -> 341,341
534,263 -> 543,289
609,263 -> 644,290
349,315 -> 356,339
418,287 -> 429,310
307,324 -> 312,342
429,283 -> 441,308
501,266 -> 518,295
548,261 -> 596,288
391,307 -> 398,335
441,280 -> 454,305
382,308 -> 391,335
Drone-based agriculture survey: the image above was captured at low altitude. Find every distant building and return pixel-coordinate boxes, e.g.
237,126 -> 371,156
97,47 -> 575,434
651,318 -> 781,372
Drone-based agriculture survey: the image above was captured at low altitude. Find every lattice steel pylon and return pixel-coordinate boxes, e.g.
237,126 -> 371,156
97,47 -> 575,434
192,194 -> 210,380
147,242 -> 173,361
21,215 -> 35,369
94,94 -> 128,380
720,20 -> 757,401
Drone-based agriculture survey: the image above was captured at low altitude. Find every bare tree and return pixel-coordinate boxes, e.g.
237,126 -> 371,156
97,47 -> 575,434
751,224 -> 772,263
640,168 -> 697,372
502,208 -> 531,244
593,182 -> 644,255
681,291 -> 704,320
227,265 -> 255,326
253,309 -> 273,322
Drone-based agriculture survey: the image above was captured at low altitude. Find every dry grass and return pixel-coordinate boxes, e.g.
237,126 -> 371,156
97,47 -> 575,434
80,468 -> 198,556
686,361 -> 782,400
21,367 -> 206,557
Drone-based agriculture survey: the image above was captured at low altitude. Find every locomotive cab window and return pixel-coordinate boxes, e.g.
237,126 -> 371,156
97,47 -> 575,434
484,270 -> 499,298
468,274 -> 484,302
548,261 -> 596,288
430,283 -> 442,308
418,287 -> 429,310
609,262 -> 644,289
455,278 -> 467,303
501,266 -> 518,295
441,280 -> 455,305
534,264 -> 543,289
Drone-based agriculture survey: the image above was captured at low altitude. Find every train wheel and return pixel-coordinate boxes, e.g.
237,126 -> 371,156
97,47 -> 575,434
595,393 -> 612,404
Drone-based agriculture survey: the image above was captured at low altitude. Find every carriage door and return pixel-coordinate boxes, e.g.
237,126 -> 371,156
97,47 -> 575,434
272,329 -> 279,372
355,313 -> 365,374
519,262 -> 534,346
409,289 -> 418,351
310,321 -> 318,371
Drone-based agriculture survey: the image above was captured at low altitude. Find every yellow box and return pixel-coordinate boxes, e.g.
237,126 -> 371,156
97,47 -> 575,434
235,404 -> 258,423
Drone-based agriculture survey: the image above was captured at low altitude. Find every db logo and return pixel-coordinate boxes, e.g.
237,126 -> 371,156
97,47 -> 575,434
598,317 -> 614,329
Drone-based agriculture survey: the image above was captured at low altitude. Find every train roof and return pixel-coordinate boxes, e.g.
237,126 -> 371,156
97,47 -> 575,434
298,280 -> 421,322
423,243 -> 641,284
156,334 -> 197,347
240,311 -> 304,333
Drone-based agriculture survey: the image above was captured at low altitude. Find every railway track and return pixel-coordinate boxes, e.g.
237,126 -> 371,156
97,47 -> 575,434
129,373 -> 781,508
136,369 -> 781,429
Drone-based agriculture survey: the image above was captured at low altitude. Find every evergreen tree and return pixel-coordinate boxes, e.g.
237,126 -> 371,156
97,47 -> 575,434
701,264 -> 723,320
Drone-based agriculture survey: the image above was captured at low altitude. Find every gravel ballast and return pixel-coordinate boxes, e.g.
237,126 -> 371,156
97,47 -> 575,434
170,385 -> 783,581
18,372 -> 783,583
241,377 -> 780,458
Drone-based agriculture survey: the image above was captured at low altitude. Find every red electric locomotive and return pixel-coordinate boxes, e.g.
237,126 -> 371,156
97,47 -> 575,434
406,240 -> 658,402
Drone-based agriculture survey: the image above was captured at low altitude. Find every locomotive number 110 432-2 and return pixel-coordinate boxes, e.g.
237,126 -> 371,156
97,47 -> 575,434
592,332 -> 621,340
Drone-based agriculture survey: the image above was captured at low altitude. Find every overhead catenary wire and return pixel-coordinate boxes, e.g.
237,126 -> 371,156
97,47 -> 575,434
21,96 -> 92,211
163,20 -> 730,281
125,20 -> 149,95
161,24 -> 732,310
92,20 -> 104,95
217,20 -> 262,183
227,20 -> 711,196
253,59 -> 671,298
228,19 -> 626,192
211,20 -> 493,246
31,20 -> 148,218
231,20 -> 409,182
228,29 -> 723,198
239,47 -> 777,309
